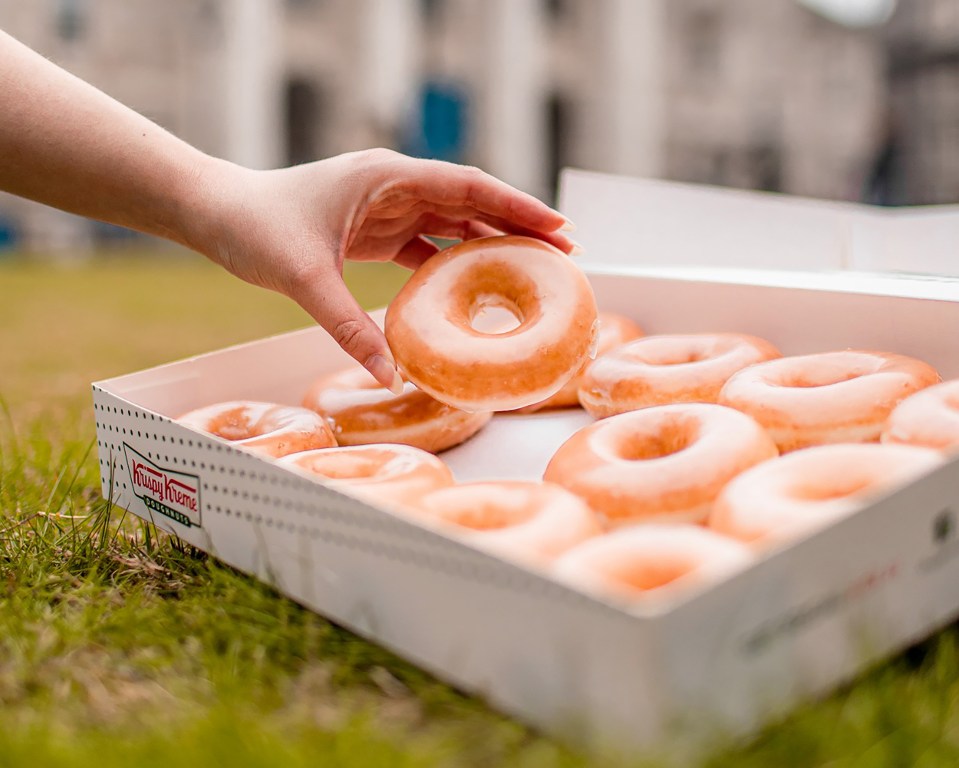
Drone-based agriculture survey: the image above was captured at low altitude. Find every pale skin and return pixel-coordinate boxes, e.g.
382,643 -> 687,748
0,29 -> 578,393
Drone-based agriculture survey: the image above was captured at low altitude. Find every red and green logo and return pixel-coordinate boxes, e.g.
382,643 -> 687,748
124,443 -> 201,528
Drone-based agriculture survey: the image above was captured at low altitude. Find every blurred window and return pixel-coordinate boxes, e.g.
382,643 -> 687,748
285,78 -> 325,166
401,80 -> 467,163
420,0 -> 443,23
544,0 -> 569,22
0,214 -> 18,252
56,0 -> 86,42
686,9 -> 721,76
545,92 -> 573,201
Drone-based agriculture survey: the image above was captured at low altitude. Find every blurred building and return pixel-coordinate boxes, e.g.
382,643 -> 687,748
0,0 -> 953,252
879,0 -> 959,204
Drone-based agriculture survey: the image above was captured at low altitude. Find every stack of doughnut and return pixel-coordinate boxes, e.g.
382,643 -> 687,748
177,235 -> 953,605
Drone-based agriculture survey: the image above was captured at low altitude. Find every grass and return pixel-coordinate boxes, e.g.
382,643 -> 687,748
3,249 -> 959,766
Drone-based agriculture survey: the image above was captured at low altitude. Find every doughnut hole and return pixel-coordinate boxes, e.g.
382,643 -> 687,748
468,294 -> 523,335
452,261 -> 542,337
791,476 -> 873,502
431,496 -> 537,530
770,352 -> 881,389
944,390 -> 959,412
613,415 -> 700,461
279,445 -> 455,509
293,451 -> 381,480
624,341 -> 711,367
590,557 -> 698,592
552,526 -> 753,601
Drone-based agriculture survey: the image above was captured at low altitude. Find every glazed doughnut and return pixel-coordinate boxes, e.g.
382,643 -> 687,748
710,443 -> 943,545
552,525 -> 752,602
578,333 -> 780,419
384,235 -> 599,412
515,312 -> 644,413
882,379 -> 959,452
278,444 -> 454,508
719,350 -> 940,452
544,403 -> 778,526
303,366 -> 492,453
415,481 -> 602,565
178,401 -> 336,458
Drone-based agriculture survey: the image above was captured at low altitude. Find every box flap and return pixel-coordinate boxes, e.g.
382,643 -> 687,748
851,206 -> 959,277
559,169 -> 959,277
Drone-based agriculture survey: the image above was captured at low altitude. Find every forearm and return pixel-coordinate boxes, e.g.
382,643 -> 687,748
0,28 -> 222,251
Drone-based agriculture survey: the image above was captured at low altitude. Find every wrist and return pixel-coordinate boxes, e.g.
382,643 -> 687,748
173,154 -> 250,265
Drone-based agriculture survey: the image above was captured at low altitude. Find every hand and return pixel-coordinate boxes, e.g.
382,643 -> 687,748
193,148 -> 578,392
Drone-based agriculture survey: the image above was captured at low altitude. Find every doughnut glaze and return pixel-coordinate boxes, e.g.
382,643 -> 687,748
178,401 -> 336,458
515,312 -> 643,413
578,333 -> 780,419
303,366 -> 492,453
882,379 -> 959,452
552,525 -> 752,602
385,236 -> 599,412
719,350 -> 940,452
278,444 -> 454,508
415,481 -> 602,565
544,403 -> 778,526
710,443 -> 944,545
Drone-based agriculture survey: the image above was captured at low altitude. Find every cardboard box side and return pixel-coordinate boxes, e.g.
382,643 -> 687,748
94,318 -> 379,419
560,169 -> 959,280
851,207 -> 959,277
92,386 -> 671,749
558,169 -> 857,271
654,457 -> 959,748
93,267 -> 959,754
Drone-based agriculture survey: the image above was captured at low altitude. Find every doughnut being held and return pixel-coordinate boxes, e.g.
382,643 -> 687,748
515,312 -> 643,413
882,379 -> 959,452
710,443 -> 943,545
303,366 -> 491,453
178,401 -> 336,458
553,526 -> 752,602
578,333 -> 780,419
719,350 -> 940,452
415,481 -> 602,565
278,444 -> 454,508
544,403 -> 778,526
385,235 -> 599,412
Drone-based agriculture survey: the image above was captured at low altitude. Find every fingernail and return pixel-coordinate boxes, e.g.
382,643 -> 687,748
367,354 -> 405,395
560,218 -> 577,232
569,242 -> 585,257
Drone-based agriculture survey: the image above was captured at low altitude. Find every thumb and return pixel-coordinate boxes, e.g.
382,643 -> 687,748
291,267 -> 404,395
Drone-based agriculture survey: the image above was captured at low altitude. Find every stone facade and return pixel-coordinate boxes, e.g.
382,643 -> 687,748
0,0 -> 949,251
883,0 -> 959,204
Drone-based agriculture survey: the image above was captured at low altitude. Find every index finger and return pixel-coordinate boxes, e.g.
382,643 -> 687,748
389,157 -> 573,235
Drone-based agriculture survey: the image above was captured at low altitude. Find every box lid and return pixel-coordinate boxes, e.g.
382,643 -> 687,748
558,169 -> 959,278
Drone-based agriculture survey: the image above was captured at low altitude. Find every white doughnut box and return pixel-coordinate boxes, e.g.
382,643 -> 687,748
92,170 -> 959,761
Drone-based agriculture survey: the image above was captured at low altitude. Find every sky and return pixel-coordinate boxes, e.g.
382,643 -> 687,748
797,0 -> 898,27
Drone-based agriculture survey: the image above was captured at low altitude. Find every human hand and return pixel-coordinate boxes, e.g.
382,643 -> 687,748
191,148 -> 577,392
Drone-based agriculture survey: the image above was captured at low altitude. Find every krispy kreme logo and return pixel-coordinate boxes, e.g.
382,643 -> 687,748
123,443 -> 201,528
